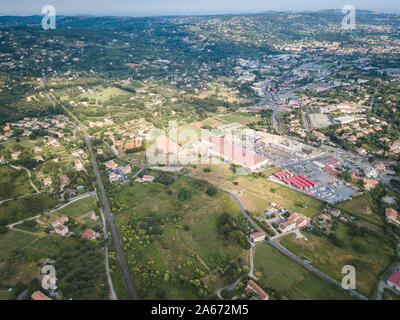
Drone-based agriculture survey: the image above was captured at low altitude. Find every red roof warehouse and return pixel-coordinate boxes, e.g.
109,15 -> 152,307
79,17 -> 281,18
274,170 -> 294,179
282,174 -> 316,190
206,136 -> 268,170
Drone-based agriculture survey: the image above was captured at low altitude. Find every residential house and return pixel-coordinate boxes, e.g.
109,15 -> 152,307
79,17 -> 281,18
51,216 -> 69,237
390,142 -> 400,154
109,172 -> 121,183
43,177 -> 52,187
59,175 -> 70,189
34,146 -> 42,153
250,231 -> 265,243
385,208 -> 400,226
105,160 -> 118,170
357,147 -> 367,156
124,165 -> 132,175
279,220 -> 297,233
387,271 -> 400,291
74,159 -> 84,171
362,178 -> 379,191
11,151 -> 21,160
81,228 -> 98,241
31,291 -> 52,301
245,280 -> 269,300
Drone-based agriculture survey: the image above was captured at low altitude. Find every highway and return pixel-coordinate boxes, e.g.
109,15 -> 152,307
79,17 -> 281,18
47,94 -> 139,300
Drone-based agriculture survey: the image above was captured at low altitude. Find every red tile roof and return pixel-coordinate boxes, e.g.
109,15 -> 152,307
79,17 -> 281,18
325,166 -> 340,175
207,136 -> 267,168
388,271 -> 400,286
274,170 -> 293,179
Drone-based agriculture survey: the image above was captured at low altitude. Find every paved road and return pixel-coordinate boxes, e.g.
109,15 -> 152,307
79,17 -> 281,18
219,187 -> 260,232
100,207 -> 118,300
16,289 -> 28,300
267,91 -> 282,136
9,164 -> 40,193
216,277 -> 243,299
48,94 -> 138,300
6,191 -> 96,228
102,139 -> 121,159
302,107 -> 311,134
248,243 -> 259,280
220,182 -> 368,300
269,240 -> 368,300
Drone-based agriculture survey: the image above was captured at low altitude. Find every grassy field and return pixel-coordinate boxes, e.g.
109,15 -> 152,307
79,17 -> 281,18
0,166 -> 34,200
79,86 -> 131,102
0,193 -> 58,225
219,113 -> 259,126
278,221 -> 396,298
253,243 -> 356,300
0,290 -> 14,300
383,288 -> 400,300
188,164 -> 325,217
0,227 -> 106,292
28,195 -> 101,235
0,230 -> 42,287
0,230 -> 37,260
54,195 -> 97,219
110,174 -> 248,299
201,117 -> 226,128
336,193 -> 384,227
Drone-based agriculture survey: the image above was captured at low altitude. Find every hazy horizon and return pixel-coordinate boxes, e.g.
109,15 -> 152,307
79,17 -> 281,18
0,0 -> 399,16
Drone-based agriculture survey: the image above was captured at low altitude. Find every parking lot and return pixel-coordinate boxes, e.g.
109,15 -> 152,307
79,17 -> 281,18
285,161 -> 358,204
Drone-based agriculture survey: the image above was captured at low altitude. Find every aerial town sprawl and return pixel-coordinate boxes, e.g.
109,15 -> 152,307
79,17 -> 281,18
0,8 -> 399,302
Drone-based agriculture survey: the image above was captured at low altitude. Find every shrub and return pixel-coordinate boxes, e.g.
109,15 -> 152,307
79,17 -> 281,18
178,188 -> 192,201
206,186 -> 218,196
0,226 -> 9,234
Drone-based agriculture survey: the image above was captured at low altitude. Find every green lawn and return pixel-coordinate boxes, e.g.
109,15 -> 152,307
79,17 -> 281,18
253,243 -> 356,300
0,230 -> 37,260
383,288 -> 400,300
278,221 -> 396,298
219,113 -> 259,125
0,166 -> 34,201
0,193 -> 58,225
336,193 -> 384,227
0,291 -> 14,300
55,195 -> 98,219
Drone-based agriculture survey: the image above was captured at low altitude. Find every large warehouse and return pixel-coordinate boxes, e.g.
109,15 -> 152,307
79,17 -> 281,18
204,136 -> 269,171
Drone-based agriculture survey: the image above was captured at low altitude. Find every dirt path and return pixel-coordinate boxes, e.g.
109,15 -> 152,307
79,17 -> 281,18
10,164 -> 40,194
175,230 -> 212,274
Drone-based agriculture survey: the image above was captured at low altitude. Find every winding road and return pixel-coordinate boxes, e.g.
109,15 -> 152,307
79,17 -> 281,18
222,183 -> 368,300
10,164 -> 40,194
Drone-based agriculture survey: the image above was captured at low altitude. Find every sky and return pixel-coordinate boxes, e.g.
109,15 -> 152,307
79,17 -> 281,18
1,0 -> 399,16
